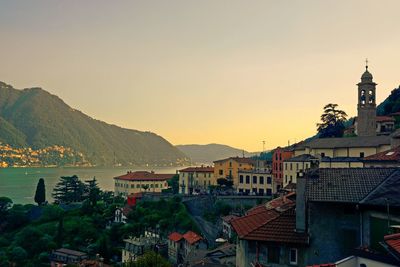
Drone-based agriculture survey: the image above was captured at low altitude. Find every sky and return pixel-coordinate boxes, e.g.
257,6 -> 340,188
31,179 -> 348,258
1,1 -> 400,152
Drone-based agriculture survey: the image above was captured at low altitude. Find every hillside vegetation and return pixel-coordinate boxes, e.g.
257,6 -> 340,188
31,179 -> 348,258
0,82 -> 189,166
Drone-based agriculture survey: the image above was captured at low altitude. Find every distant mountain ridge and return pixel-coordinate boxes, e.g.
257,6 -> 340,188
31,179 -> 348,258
0,81 -> 189,166
176,143 -> 259,164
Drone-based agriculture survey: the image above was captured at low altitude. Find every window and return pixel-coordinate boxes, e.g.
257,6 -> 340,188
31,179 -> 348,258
204,173 -> 206,177
150,184 -> 154,188
239,189 -> 243,193
267,177 -> 272,184
229,161 -> 232,167
266,189 -> 272,196
246,175 -> 250,184
296,163 -> 299,171
253,176 -> 257,184
290,248 -> 298,265
259,188 -> 264,195
182,173 -> 185,177
267,246 -> 280,264
290,163 -> 293,170
155,184 -> 159,188
131,184 -> 134,188
259,176 -> 264,184
285,163 -> 287,170
239,175 -> 244,183
285,175 -> 288,183
136,184 -> 140,188
219,170 -> 223,175
321,152 -> 325,157
360,152 -> 365,158
252,188 -> 257,193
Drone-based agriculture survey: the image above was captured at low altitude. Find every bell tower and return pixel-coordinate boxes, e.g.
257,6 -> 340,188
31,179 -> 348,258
356,60 -> 377,137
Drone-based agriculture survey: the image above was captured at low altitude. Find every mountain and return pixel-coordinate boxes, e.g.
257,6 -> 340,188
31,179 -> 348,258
0,81 -> 189,166
176,143 -> 259,164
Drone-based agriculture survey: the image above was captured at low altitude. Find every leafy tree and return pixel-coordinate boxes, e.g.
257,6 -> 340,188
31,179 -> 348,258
52,175 -> 85,203
34,178 -> 46,206
217,178 -> 227,187
167,174 -> 179,194
55,216 -> 64,247
0,197 -> 12,217
317,103 -> 348,138
8,246 -> 27,266
125,251 -> 171,267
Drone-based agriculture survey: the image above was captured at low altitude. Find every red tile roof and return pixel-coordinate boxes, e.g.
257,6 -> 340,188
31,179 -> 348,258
114,171 -> 174,181
231,194 -> 308,245
168,232 -> 183,242
384,233 -> 400,255
179,166 -> 214,173
376,116 -> 395,122
183,231 -> 203,245
364,146 -> 400,162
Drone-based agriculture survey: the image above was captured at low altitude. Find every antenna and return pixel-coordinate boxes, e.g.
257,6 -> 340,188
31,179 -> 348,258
262,140 -> 266,153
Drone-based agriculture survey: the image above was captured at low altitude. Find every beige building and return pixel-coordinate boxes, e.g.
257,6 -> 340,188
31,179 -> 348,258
283,154 -> 318,187
294,135 -> 391,159
178,166 -> 214,195
237,170 -> 274,196
214,157 -> 254,188
114,171 -> 173,196
319,157 -> 364,168
122,231 -> 159,263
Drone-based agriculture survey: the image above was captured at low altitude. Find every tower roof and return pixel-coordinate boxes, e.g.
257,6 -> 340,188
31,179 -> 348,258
361,66 -> 373,82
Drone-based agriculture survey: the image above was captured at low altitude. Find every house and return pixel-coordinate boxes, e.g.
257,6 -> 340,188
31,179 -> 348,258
237,169 -> 274,196
114,171 -> 174,196
221,215 -> 238,240
213,157 -> 254,188
179,166 -> 215,195
122,231 -> 161,263
231,193 -> 309,267
363,146 -> 400,167
50,248 -> 88,267
272,147 -> 294,192
114,206 -> 131,224
168,230 -> 207,264
296,168 -> 400,265
282,154 -> 318,187
168,232 -> 184,264
319,157 -> 364,168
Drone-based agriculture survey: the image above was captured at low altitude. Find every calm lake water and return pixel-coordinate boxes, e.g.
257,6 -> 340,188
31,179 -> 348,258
0,167 -> 179,204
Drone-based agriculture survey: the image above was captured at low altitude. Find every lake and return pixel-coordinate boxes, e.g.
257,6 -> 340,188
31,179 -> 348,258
0,167 -> 179,204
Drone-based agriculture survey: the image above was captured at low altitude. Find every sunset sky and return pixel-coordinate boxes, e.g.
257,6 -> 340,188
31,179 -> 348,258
1,1 -> 400,152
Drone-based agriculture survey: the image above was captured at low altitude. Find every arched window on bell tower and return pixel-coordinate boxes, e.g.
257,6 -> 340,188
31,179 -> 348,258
360,90 -> 366,105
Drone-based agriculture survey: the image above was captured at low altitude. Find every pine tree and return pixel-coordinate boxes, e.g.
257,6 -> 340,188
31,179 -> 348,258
34,178 -> 46,206
317,103 -> 348,138
85,177 -> 101,206
52,175 -> 85,203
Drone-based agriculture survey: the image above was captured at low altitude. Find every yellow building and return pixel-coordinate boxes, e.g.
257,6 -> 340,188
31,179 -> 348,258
114,171 -> 174,196
178,166 -> 214,195
283,154 -> 318,188
213,157 -> 254,187
237,170 -> 274,196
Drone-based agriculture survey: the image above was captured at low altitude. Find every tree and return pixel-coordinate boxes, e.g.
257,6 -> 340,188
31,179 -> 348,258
55,216 -> 64,247
0,197 -> 12,216
317,103 -> 348,138
52,175 -> 85,203
125,251 -> 171,267
85,177 -> 101,206
167,174 -> 179,194
34,178 -> 46,206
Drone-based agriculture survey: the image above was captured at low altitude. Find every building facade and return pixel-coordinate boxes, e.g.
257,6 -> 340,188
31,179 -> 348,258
114,171 -> 173,196
178,166 -> 214,195
213,157 -> 254,188
237,170 -> 274,196
283,154 -> 318,187
272,147 -> 294,191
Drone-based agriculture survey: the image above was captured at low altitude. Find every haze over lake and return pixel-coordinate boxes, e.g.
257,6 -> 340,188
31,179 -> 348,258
0,167 -> 178,204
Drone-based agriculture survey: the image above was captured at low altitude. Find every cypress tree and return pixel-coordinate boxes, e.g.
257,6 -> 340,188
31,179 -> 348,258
34,178 -> 46,206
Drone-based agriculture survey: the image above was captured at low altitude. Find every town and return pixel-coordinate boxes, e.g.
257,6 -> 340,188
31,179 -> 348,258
1,66 -> 400,267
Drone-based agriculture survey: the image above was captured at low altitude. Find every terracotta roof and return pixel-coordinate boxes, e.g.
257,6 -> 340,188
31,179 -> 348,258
168,232 -> 183,242
114,171 -> 174,181
214,157 -> 255,164
376,116 -> 395,122
231,207 -> 308,244
364,146 -> 400,162
179,166 -> 214,173
183,231 -> 203,245
306,168 -> 397,204
384,233 -> 400,255
53,248 -> 87,257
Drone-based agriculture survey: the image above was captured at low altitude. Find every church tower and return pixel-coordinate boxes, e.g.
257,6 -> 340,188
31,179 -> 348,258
356,62 -> 377,137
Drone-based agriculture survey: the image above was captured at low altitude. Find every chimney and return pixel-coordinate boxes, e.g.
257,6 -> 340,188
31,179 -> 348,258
296,173 -> 307,233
